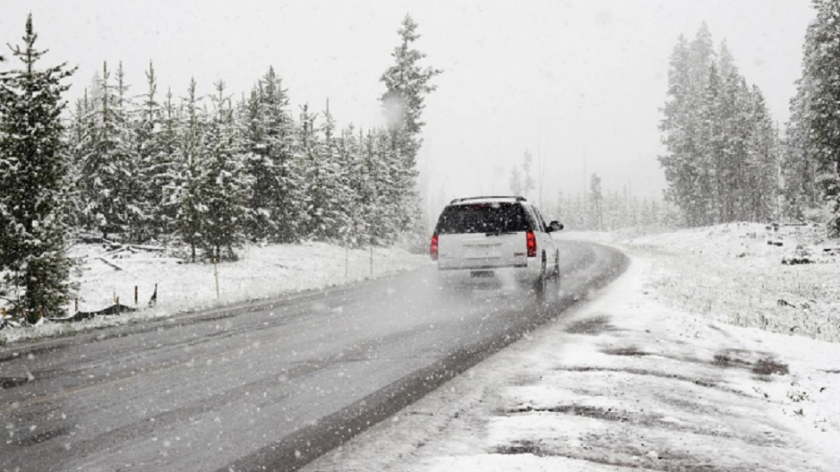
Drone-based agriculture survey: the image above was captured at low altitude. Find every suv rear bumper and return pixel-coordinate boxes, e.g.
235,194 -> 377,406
435,258 -> 542,283
437,262 -> 527,271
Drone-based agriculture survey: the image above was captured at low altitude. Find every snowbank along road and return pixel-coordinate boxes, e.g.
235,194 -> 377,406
0,240 -> 626,472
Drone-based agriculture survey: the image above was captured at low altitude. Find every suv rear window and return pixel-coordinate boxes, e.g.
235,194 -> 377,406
434,203 -> 531,234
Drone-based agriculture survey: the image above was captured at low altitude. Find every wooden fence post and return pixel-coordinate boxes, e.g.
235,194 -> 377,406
214,259 -> 220,301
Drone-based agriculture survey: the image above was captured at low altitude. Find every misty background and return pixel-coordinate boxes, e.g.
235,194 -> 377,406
0,0 -> 814,215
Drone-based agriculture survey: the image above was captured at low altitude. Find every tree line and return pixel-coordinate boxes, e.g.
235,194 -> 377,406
0,14 -> 440,320
552,173 -> 678,232
661,8 -> 840,237
659,23 -> 780,228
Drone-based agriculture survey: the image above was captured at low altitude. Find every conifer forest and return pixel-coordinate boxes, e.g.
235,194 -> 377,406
0,14 -> 440,319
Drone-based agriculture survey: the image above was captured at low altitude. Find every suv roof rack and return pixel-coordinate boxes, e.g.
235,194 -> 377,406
449,196 -> 527,204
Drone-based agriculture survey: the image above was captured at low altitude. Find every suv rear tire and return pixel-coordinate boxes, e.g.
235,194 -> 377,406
533,254 -> 547,294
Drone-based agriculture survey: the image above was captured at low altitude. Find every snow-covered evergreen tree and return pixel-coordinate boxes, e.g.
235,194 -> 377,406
113,62 -> 147,242
800,0 -> 840,235
782,74 -> 819,221
379,14 -> 441,241
380,14 -> 442,168
660,24 -> 780,227
297,104 -> 326,239
134,61 -> 170,242
199,81 -> 250,260
241,67 -> 300,243
335,125 -> 369,247
0,14 -> 75,319
67,89 -> 95,231
172,78 -> 205,261
509,166 -> 523,196
157,88 -> 181,236
304,102 -> 348,241
522,150 -> 536,200
744,87 -> 780,222
659,34 -> 700,226
360,130 -> 390,244
589,173 -> 603,231
78,61 -> 136,239
372,129 -> 406,243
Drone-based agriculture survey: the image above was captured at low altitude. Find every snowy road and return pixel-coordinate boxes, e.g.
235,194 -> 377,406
0,241 -> 626,472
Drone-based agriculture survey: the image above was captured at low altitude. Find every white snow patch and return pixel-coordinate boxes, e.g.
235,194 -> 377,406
0,241 -> 427,345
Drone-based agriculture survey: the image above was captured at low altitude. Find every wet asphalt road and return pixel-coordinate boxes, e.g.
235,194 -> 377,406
0,240 -> 627,472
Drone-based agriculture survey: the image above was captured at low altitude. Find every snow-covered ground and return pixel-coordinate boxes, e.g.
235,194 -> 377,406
305,224 -> 840,471
565,222 -> 840,343
0,241 -> 428,345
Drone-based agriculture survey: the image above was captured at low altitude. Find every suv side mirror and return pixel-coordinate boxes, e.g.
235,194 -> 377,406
548,221 -> 564,232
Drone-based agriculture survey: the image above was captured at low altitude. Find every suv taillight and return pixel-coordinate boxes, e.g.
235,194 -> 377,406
430,233 -> 439,261
526,230 -> 537,257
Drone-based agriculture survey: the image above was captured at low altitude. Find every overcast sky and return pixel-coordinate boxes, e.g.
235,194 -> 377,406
0,0 -> 816,214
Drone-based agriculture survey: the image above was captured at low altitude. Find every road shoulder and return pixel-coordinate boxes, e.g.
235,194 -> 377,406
304,255 -> 840,472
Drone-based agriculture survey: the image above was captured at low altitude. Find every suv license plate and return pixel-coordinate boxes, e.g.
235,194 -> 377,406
470,270 -> 494,278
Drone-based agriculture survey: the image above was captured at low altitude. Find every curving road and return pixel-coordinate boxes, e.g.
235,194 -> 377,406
0,240 -> 627,472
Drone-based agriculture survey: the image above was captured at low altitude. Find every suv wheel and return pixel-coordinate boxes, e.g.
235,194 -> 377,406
534,254 -> 547,294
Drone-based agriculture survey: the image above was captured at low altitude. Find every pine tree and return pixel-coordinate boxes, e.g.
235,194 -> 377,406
801,0 -> 840,235
135,61 -> 170,241
782,73 -> 819,220
241,67 -> 300,243
509,166 -> 523,196
360,130 -> 391,244
157,88 -> 181,236
0,14 -> 76,320
78,61 -> 135,239
569,193 -> 585,229
67,89 -> 95,231
308,102 -> 349,241
522,150 -> 536,199
744,87 -> 780,221
113,62 -> 147,242
660,23 -> 781,227
372,128 -> 408,243
296,103 -> 324,239
726,74 -> 752,221
589,173 -> 603,231
689,25 -> 717,225
659,34 -> 700,226
336,125 -> 369,247
200,81 -> 250,260
380,14 -> 442,166
379,14 -> 441,240
173,78 -> 205,262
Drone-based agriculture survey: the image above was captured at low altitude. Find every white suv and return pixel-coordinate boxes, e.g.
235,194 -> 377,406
429,196 -> 563,291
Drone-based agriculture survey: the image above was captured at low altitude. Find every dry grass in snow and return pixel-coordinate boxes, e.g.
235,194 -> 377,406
624,222 -> 840,343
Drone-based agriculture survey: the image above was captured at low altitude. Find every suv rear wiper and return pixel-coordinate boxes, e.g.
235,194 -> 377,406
485,231 -> 516,237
